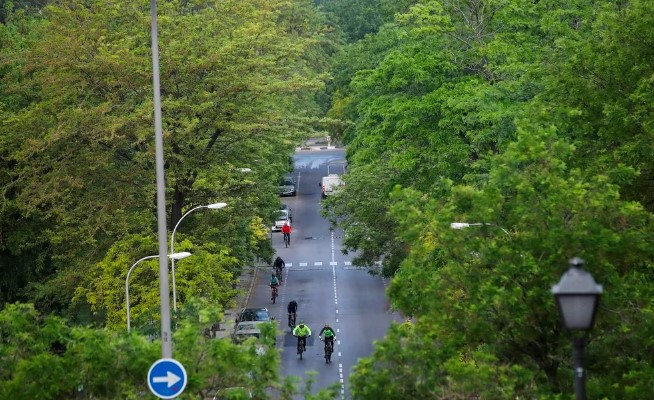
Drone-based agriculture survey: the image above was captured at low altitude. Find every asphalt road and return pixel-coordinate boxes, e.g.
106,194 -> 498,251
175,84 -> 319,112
247,148 -> 402,399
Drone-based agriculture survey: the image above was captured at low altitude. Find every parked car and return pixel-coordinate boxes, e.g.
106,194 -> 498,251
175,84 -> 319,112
237,307 -> 272,323
272,209 -> 291,232
233,321 -> 262,343
276,177 -> 296,197
233,308 -> 273,346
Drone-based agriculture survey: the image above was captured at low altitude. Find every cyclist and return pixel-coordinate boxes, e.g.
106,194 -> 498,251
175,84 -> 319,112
292,320 -> 312,354
270,273 -> 279,301
274,256 -> 285,279
287,300 -> 298,326
281,222 -> 291,245
319,322 -> 336,349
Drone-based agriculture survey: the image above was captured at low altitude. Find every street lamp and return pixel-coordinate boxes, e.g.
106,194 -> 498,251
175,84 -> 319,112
126,252 -> 192,332
171,202 -> 227,311
551,257 -> 603,400
450,222 -> 511,237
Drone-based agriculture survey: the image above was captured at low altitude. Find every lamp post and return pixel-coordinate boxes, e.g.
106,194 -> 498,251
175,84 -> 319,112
126,252 -> 192,332
551,257 -> 603,400
171,203 -> 227,311
450,222 -> 511,237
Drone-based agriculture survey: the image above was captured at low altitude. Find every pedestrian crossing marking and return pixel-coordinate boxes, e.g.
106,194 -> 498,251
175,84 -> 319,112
299,262 -> 308,267
330,262 -> 337,266
314,262 -> 323,266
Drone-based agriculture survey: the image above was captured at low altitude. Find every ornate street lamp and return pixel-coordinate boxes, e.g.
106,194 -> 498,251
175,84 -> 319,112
551,257 -> 603,400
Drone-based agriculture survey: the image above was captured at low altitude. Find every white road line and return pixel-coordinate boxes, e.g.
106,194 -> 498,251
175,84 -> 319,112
330,261 -> 337,266
299,262 -> 307,267
286,263 -> 293,267
296,171 -> 301,194
344,261 -> 351,266
332,252 -> 345,398
314,261 -> 323,266
331,231 -> 335,263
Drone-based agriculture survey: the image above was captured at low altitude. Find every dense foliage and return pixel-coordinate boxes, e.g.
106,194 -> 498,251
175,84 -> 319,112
0,0 -> 328,320
323,0 -> 654,398
0,0 -> 337,397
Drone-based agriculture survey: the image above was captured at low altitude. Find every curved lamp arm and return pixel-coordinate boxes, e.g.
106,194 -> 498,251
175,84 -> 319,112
126,255 -> 158,332
170,203 -> 227,311
450,222 -> 511,237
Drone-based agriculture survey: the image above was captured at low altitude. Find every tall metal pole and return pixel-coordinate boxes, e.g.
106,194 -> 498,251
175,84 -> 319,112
572,337 -> 587,400
150,0 -> 172,359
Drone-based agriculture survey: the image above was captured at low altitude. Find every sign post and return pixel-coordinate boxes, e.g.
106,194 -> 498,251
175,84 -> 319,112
148,359 -> 187,399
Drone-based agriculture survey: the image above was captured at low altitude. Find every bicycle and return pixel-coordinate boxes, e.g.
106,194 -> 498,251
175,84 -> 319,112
275,266 -> 283,282
296,335 -> 308,360
283,232 -> 290,247
288,312 -> 296,328
271,285 -> 278,304
321,337 -> 334,364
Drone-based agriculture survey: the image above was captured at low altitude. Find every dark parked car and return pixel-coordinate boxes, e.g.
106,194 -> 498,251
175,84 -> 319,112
276,177 -> 296,197
237,307 -> 272,323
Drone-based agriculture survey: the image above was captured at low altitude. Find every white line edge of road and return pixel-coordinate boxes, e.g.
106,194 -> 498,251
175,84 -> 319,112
332,256 -> 345,400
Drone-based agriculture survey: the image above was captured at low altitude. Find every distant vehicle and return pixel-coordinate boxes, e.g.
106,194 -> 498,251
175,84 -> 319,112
272,209 -> 291,232
321,174 -> 343,199
276,177 -> 296,197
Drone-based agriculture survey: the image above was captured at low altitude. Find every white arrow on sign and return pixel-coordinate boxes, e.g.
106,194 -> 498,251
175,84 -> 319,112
152,371 -> 181,388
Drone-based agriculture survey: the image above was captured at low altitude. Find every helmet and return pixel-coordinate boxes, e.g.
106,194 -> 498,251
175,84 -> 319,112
299,320 -> 304,327
324,322 -> 329,327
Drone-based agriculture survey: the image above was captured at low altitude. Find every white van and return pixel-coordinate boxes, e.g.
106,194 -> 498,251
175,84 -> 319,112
321,174 -> 342,199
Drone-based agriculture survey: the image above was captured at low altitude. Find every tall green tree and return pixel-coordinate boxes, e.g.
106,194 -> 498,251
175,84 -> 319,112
0,0 -> 329,319
325,0 -> 543,275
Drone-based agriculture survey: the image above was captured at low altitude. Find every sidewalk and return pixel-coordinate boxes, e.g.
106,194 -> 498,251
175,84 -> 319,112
212,263 -> 264,340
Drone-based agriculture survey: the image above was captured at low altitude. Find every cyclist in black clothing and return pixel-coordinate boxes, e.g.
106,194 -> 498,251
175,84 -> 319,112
287,300 -> 298,327
274,256 -> 285,280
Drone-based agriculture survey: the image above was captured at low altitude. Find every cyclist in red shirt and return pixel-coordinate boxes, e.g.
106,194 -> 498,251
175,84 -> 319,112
281,222 -> 292,245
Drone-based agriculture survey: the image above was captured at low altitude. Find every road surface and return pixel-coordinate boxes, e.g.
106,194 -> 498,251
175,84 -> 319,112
246,148 -> 402,399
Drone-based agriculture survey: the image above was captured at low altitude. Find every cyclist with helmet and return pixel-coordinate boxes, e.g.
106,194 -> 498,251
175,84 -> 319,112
319,323 -> 336,349
281,222 -> 292,245
287,300 -> 298,327
292,320 -> 312,354
274,256 -> 285,281
270,273 -> 279,301
319,322 -> 336,342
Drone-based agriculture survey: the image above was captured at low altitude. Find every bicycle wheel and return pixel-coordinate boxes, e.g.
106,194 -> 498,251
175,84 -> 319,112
325,343 -> 332,363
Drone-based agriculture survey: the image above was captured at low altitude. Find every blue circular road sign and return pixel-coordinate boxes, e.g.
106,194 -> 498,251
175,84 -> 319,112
147,358 -> 187,399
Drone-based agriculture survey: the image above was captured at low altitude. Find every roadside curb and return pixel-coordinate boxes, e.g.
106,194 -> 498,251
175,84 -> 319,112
213,264 -> 262,340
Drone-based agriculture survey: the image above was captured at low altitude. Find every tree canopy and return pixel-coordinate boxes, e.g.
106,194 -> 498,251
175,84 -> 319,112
324,0 -> 654,398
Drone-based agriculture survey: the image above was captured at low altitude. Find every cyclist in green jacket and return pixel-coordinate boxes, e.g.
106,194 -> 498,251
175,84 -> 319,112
319,322 -> 336,351
292,321 -> 312,354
